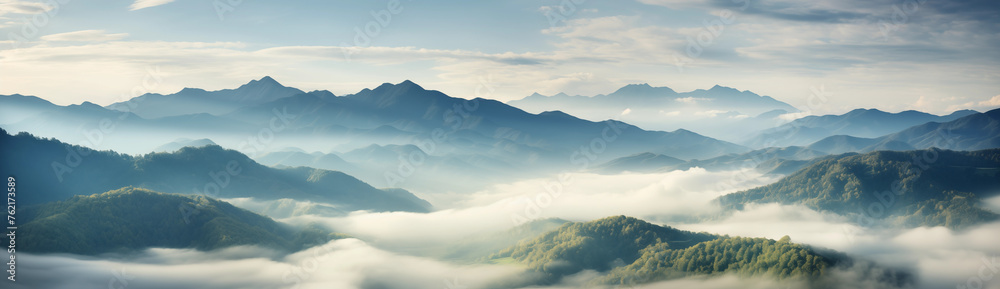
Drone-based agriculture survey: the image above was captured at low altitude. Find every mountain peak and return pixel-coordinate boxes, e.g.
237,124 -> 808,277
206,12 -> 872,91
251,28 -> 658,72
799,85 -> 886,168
611,83 -> 675,97
538,110 -> 576,119
708,85 -> 739,92
844,108 -> 881,115
241,76 -> 285,89
398,79 -> 421,88
365,80 -> 431,100
372,80 -> 425,92
259,75 -> 278,83
77,101 -> 103,109
178,87 -> 208,94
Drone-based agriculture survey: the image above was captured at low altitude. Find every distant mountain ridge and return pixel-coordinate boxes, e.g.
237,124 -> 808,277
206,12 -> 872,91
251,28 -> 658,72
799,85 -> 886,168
513,84 -> 797,117
1,78 -> 749,163
745,108 -> 979,148
153,138 -> 218,153
106,76 -> 306,119
803,108 -> 1000,154
508,83 -> 800,140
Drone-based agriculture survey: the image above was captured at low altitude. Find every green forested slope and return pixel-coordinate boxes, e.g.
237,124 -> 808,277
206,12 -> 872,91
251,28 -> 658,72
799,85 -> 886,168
718,149 -> 1000,229
602,236 -> 832,283
488,216 -> 855,285
21,187 -> 345,255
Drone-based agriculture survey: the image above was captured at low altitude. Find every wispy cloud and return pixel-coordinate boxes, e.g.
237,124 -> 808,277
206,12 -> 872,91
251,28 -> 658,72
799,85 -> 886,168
0,0 -> 51,16
129,0 -> 176,11
40,30 -> 129,42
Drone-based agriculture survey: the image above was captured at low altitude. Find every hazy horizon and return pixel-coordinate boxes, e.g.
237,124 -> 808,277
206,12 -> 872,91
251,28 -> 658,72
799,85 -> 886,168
0,0 -> 998,115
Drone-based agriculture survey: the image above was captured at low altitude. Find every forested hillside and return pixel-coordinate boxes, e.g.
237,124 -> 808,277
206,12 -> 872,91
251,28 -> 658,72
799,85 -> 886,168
487,216 -> 875,286
718,149 -> 1000,229
20,187 -> 345,255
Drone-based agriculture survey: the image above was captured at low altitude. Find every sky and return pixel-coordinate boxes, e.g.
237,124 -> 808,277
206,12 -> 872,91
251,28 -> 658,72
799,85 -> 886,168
0,0 -> 998,115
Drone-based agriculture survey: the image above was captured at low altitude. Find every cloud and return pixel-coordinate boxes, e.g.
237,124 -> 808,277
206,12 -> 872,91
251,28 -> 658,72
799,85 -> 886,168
14,239 -> 523,289
39,30 -> 129,42
694,110 -> 729,117
912,93 -> 999,114
17,167 -> 1000,289
221,197 -> 346,219
677,202 -> 1000,289
637,0 -> 714,10
983,195 -> 1000,213
0,0 -> 51,16
978,95 -> 1000,107
1,5 -> 996,115
129,0 -> 176,11
676,97 -> 709,104
270,168 -> 778,253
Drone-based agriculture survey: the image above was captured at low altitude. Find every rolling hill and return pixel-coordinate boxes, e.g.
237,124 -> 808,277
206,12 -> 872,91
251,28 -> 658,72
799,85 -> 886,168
487,216 -> 904,287
718,148 -> 1000,229
20,187 -> 344,255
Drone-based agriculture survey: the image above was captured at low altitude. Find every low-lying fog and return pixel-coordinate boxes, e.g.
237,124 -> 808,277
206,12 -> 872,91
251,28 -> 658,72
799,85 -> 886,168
17,169 -> 1000,289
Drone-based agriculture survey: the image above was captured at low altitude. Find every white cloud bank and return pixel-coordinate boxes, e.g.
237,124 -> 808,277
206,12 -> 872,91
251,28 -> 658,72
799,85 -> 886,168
16,168 -> 1000,289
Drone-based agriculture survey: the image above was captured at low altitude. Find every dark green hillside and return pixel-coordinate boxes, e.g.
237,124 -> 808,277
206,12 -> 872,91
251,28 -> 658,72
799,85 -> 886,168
20,187 -> 345,255
718,149 -> 1000,229
488,216 -> 905,287
491,216 -> 717,278
603,236 -> 832,283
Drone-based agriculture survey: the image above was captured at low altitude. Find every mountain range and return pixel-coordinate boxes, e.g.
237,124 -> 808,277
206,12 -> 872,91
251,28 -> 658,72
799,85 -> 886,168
0,128 -> 431,212
744,108 -> 979,148
592,108 -> 1000,176
106,76 -> 306,119
509,84 -> 801,141
1,77 -> 755,194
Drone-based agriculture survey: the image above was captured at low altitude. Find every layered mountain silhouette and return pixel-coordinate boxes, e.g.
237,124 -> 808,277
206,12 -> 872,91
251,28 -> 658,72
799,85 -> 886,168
745,108 -> 979,148
0,128 -> 431,212
593,108 -> 1000,175
803,108 -> 1000,154
512,84 -> 797,117
509,84 -> 800,140
0,78 -> 749,173
220,79 -> 749,161
591,152 -> 686,173
106,76 -> 306,119
153,138 -> 218,153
